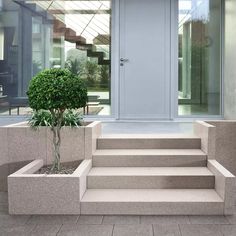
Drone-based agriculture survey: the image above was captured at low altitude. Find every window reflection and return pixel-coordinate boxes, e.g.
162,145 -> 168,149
178,0 -> 222,116
0,0 -> 111,116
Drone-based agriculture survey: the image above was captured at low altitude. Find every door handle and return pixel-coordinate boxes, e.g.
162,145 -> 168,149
120,58 -> 129,62
120,58 -> 129,66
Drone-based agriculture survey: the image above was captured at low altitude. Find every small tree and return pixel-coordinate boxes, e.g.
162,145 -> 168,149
27,68 -> 87,171
65,58 -> 81,76
82,60 -> 99,87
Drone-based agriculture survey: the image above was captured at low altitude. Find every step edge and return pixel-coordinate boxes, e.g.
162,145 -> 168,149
88,167 -> 214,176
81,189 -> 223,203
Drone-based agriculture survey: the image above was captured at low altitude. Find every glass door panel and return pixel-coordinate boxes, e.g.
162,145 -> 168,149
178,0 -> 222,116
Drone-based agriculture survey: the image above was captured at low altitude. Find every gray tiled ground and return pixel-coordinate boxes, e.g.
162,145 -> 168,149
26,215 -> 79,225
77,215 -> 103,225
1,192 -> 236,236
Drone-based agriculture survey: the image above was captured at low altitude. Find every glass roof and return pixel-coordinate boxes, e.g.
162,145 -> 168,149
24,0 -> 111,43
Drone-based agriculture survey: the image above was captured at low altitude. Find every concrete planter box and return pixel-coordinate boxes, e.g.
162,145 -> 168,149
6,121 -> 101,214
8,159 -> 92,215
0,121 -> 101,191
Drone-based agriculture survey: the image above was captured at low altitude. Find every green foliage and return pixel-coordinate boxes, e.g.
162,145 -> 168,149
28,110 -> 52,127
80,61 -> 110,90
28,110 -> 82,128
27,68 -> 88,111
100,65 -> 109,88
82,60 -> 99,87
63,110 -> 82,127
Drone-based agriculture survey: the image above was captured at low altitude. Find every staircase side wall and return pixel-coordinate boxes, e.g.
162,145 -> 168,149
194,120 -> 236,176
208,121 -> 236,177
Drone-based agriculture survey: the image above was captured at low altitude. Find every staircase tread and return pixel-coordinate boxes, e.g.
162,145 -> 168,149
88,167 -> 214,176
94,149 -> 206,155
81,189 -> 223,202
99,134 -> 200,139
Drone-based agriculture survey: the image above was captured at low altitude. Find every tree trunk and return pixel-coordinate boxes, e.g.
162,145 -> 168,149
51,125 -> 61,171
51,110 -> 63,171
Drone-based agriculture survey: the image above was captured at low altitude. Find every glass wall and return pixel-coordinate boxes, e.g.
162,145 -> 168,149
178,0 -> 222,116
0,0 -> 111,116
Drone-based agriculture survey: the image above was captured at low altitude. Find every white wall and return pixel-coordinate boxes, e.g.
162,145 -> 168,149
224,0 -> 236,119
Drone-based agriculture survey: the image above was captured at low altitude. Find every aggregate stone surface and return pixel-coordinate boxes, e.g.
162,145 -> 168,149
0,192 -> 236,236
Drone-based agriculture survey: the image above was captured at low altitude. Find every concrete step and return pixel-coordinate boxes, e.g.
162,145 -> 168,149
87,167 -> 214,189
93,149 -> 207,167
81,189 -> 224,215
97,134 -> 201,149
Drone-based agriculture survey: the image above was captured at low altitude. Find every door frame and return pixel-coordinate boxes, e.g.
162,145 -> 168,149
111,0 -> 120,120
111,0 -> 224,121
112,0 -> 176,120
170,0 -> 178,120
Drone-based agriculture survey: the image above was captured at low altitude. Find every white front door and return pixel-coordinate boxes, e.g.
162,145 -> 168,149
119,0 -> 171,119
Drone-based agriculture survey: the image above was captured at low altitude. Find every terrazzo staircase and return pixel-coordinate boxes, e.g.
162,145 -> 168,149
81,135 -> 234,215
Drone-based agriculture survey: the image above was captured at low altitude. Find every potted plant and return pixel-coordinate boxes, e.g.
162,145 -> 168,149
7,68 -> 101,215
27,68 -> 87,172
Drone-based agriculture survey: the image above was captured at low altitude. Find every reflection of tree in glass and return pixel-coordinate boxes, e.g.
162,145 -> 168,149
65,58 -> 81,76
100,65 -> 109,89
82,60 -> 99,87
65,58 -> 110,90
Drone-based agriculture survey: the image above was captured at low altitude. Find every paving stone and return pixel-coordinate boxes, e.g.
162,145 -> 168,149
218,225 -> 236,236
27,215 -> 79,225
0,215 -> 31,227
0,204 -> 8,215
226,214 -> 236,224
57,224 -> 113,236
141,215 -> 190,225
77,215 -> 103,224
0,192 -> 8,204
179,224 -> 223,236
30,224 -> 62,236
153,224 -> 181,236
113,225 -> 153,236
229,205 -> 236,212
0,165 -> 8,192
103,215 -> 140,225
0,225 -> 35,236
188,215 -> 230,224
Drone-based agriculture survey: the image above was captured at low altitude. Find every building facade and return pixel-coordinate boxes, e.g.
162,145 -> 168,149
0,0 -> 235,120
